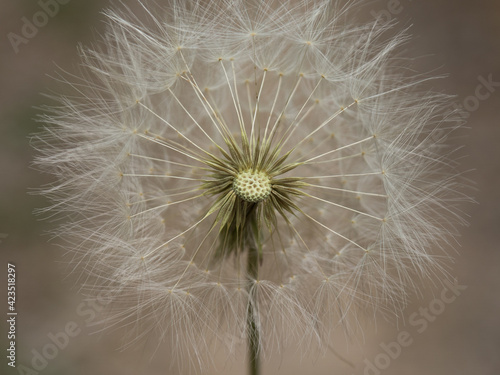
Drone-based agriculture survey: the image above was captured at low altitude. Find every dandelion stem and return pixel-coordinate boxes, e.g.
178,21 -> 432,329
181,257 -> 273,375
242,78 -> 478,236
247,212 -> 261,375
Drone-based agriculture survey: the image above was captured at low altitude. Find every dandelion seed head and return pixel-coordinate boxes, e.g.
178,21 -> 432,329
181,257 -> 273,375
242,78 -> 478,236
34,0 -> 469,370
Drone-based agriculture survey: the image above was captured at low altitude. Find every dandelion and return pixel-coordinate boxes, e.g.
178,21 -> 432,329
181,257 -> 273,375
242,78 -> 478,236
35,0 -> 467,373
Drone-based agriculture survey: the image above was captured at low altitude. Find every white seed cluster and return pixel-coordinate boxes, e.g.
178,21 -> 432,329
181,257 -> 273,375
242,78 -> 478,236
233,170 -> 272,203
34,0 -> 468,368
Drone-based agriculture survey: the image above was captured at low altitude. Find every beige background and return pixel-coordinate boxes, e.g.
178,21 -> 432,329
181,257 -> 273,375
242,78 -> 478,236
1,0 -> 498,374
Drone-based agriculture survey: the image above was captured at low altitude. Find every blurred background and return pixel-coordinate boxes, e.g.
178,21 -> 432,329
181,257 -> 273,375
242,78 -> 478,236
0,0 -> 498,374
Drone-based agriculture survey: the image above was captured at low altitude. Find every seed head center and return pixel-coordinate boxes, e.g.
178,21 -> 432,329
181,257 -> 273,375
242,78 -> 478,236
233,170 -> 272,203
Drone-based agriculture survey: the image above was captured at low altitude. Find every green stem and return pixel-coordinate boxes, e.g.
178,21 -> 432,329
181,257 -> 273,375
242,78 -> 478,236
246,213 -> 261,375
